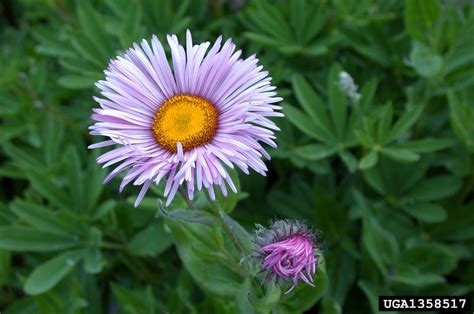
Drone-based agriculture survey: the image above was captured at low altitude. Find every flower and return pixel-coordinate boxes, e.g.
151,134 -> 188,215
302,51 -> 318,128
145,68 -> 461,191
254,220 -> 321,293
337,70 -> 360,103
89,30 -> 283,207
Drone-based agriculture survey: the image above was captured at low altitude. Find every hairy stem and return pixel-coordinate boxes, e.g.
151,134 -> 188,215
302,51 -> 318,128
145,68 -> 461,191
204,193 -> 247,256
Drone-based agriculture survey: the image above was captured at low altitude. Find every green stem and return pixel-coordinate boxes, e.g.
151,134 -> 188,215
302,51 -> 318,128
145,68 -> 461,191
177,189 -> 249,276
220,247 -> 248,277
204,193 -> 247,256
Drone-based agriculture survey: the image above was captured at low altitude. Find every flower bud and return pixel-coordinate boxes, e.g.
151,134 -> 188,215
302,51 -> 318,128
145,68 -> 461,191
254,219 -> 322,293
338,71 -> 361,103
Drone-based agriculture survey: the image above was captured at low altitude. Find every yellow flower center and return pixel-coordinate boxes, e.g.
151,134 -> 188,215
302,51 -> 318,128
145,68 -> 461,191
152,94 -> 218,153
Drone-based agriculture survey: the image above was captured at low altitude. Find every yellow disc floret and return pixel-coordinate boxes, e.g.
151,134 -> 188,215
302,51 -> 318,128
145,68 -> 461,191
152,94 -> 218,152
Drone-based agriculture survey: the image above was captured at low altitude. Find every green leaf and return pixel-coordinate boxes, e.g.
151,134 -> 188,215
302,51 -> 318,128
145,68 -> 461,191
0,123 -> 27,145
24,250 -> 83,295
268,179 -> 315,220
171,270 -> 199,313
164,218 -> 244,298
66,146 -> 85,212
10,200 -> 83,236
32,28 -> 76,58
406,175 -> 462,201
295,144 -> 337,161
392,264 -> 445,287
76,1 -> 110,61
386,105 -> 423,143
313,189 -> 350,245
26,169 -> 71,208
249,0 -> 292,42
244,32 -> 281,48
222,213 -> 255,253
444,15 -> 474,75
448,91 -> 474,151
3,297 -> 38,313
83,248 -> 105,274
328,64 -> 347,139
354,129 -> 375,147
359,150 -> 378,169
237,278 -> 258,314
326,248 -> 357,305
304,42 -> 329,56
377,104 -> 393,142
397,138 -> 454,153
248,283 -> 281,314
290,0 -> 306,42
399,243 -> 459,275
321,297 -> 342,314
42,113 -> 64,168
430,205 -> 474,241
92,200 -> 116,221
57,75 -> 96,89
380,147 -> 420,163
87,227 -> 103,249
358,281 -> 391,314
405,0 -> 440,44
71,35 -> 105,69
359,79 -> 378,112
339,150 -> 358,172
362,215 -> 399,275
160,208 -> 218,227
410,41 -> 443,77
292,75 -> 333,139
2,142 -> 43,169
128,221 -> 173,257
402,203 -> 447,223
0,227 -> 81,252
85,153 -> 106,211
284,104 -> 332,144
111,284 -> 155,314
35,291 -> 73,314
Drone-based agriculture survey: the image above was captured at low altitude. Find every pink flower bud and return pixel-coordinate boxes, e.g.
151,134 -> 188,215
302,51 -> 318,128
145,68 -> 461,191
254,220 -> 322,293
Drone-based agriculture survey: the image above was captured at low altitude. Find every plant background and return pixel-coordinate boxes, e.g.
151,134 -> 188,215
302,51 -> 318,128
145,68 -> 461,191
1,0 -> 474,313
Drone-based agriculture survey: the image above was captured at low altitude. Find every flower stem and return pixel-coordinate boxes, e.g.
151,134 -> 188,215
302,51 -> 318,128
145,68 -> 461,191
204,193 -> 247,256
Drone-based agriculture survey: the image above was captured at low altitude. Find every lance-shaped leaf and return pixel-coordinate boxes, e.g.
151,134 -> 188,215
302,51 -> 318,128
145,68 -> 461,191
295,144 -> 337,161
292,75 -> 334,140
284,104 -> 333,144
164,218 -> 245,298
402,203 -> 447,223
111,284 -> 155,314
24,250 -> 83,295
328,64 -> 347,139
405,0 -> 440,44
0,227 -> 81,252
10,200 -> 85,236
385,104 -> 423,143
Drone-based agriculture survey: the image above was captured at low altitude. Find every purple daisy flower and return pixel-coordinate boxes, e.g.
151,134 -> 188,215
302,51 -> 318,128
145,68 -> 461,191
88,30 -> 283,207
254,220 -> 322,293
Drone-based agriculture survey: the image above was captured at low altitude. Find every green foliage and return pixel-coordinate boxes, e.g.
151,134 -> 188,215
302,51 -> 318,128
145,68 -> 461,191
1,0 -> 474,313
111,284 -> 156,314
